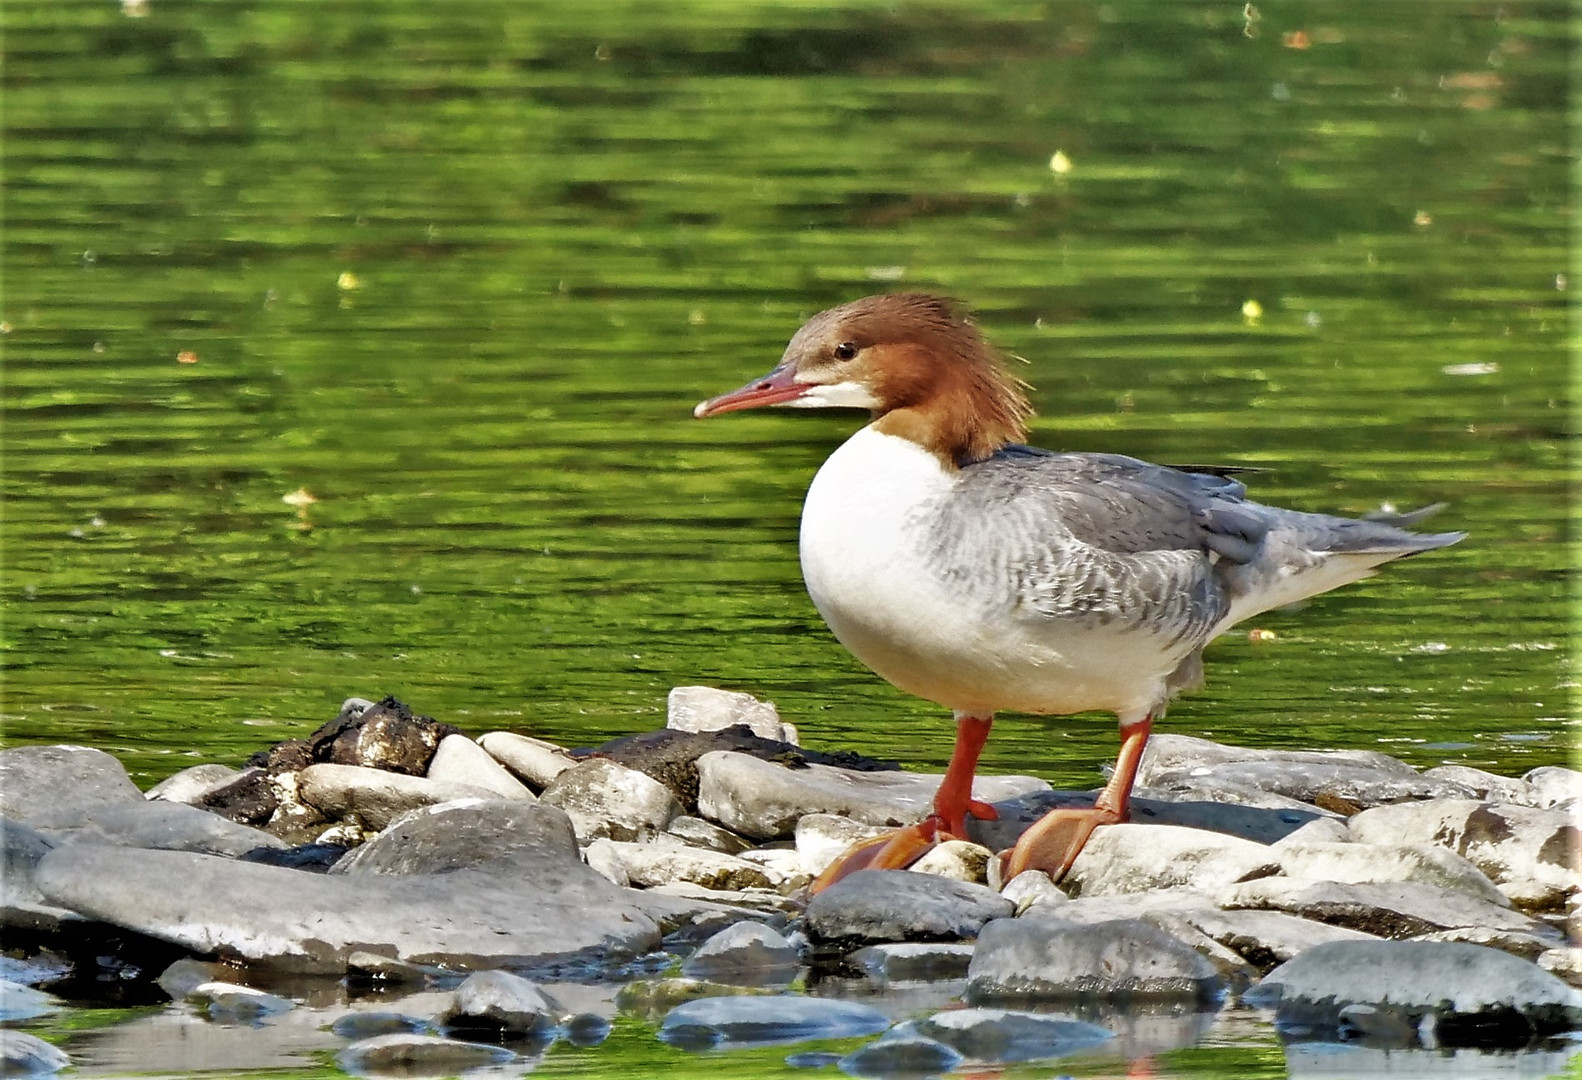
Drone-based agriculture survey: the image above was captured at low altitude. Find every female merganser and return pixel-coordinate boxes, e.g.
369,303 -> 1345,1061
694,293 -> 1463,890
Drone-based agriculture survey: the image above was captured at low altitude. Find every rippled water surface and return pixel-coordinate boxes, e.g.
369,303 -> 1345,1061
2,1 -> 1574,1077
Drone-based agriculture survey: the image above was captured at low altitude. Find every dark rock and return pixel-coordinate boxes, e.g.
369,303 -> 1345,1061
681,922 -> 800,985
805,870 -> 1013,949
441,970 -> 563,1040
0,745 -> 141,829
192,767 -> 279,827
238,842 -> 349,872
334,1033 -> 515,1076
912,1007 -> 1115,1063
345,951 -> 431,986
1245,940 -> 1582,1045
596,727 -> 900,813
294,695 -> 461,776
657,994 -> 891,1049
966,917 -> 1224,1003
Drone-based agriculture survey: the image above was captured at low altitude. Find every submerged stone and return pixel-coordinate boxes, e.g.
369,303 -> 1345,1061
657,994 -> 891,1049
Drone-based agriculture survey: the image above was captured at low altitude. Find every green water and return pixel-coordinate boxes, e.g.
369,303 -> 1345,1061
1,1 -> 1575,1076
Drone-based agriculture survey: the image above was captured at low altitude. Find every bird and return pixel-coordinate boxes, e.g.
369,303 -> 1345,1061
693,292 -> 1464,891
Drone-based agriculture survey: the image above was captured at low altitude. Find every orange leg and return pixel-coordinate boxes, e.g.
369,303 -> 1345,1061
999,715 -> 1152,883
810,712 -> 1000,893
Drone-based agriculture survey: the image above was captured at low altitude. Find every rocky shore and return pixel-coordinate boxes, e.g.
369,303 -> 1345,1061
2,688 -> 1577,1077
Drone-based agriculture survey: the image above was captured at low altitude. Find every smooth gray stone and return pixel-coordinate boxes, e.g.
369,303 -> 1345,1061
604,837 -> 777,891
850,943 -> 976,986
697,751 -> 1048,841
657,994 -> 890,1049
1146,759 -> 1436,807
156,958 -> 225,1001
188,980 -> 295,1023
912,1007 -> 1114,1063
330,1012 -> 431,1039
332,800 -> 581,876
563,1011 -> 612,1047
839,1028 -> 962,1076
539,757 -> 683,842
442,970 -> 562,1039
1217,878 -> 1560,942
681,921 -> 800,983
1,817 -> 57,908
58,800 -> 286,858
34,845 -> 661,974
805,870 -> 1013,946
1063,823 -> 1281,896
1347,799 -> 1581,910
667,685 -> 797,744
666,815 -> 753,855
966,917 -> 1223,1002
476,731 -> 577,789
425,735 -> 536,801
0,745 -> 141,828
1523,765 -> 1581,809
0,979 -> 60,1022
1420,764 -> 1537,805
1274,840 -> 1507,907
0,1030 -> 70,1076
1138,734 -> 1417,780
334,1033 -> 515,1076
296,764 -> 501,831
144,763 -> 243,805
1246,940 -> 1582,1043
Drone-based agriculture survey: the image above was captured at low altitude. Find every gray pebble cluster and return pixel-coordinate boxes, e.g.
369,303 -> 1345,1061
0,685 -> 1577,1077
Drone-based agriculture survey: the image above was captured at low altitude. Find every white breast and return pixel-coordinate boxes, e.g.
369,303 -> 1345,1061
798,426 -> 1174,721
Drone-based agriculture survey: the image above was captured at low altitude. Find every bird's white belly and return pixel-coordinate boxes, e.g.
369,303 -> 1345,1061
798,426 -> 1173,720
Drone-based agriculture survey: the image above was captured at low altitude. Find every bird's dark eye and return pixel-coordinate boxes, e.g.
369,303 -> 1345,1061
833,341 -> 858,361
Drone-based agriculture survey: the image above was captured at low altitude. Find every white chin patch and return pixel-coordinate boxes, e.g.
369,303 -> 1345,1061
785,380 -> 880,410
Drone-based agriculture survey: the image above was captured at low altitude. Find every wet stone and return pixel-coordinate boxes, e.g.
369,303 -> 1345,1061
0,979 -> 60,1022
681,921 -> 800,984
912,1007 -> 1115,1064
187,980 -> 295,1023
1245,939 -> 1582,1045
805,869 -> 1013,948
657,994 -> 891,1049
839,1028 -> 963,1077
0,1030 -> 71,1076
849,942 -> 975,986
334,1033 -> 515,1076
330,1011 -> 431,1039
967,917 -> 1223,1003
441,969 -> 563,1040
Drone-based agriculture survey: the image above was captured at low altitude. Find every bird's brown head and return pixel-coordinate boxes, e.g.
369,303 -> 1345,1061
694,293 -> 1033,465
